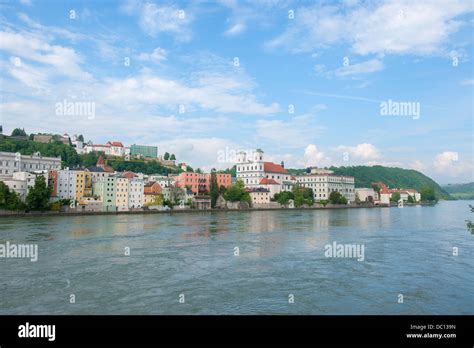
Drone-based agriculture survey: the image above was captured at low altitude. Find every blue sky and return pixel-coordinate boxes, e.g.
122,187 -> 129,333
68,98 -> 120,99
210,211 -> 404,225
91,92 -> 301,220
0,0 -> 473,184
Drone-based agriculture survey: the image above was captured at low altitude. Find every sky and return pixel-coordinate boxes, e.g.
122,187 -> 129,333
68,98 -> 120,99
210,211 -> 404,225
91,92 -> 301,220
0,0 -> 473,184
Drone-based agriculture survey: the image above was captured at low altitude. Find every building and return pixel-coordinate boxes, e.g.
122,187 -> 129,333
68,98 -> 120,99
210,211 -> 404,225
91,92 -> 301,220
236,149 -> 291,186
174,172 -> 232,194
56,169 -> 77,201
75,170 -> 92,203
33,133 -> 70,145
379,186 -> 391,205
92,176 -> 117,212
84,141 -> 130,157
0,151 -> 61,178
257,178 -> 282,198
294,169 -> 355,202
149,175 -> 175,188
193,195 -> 211,210
116,177 -> 130,211
247,187 -> 271,206
355,188 -> 378,202
144,181 -> 162,206
130,144 -> 158,158
389,188 -> 421,202
128,178 -> 144,209
236,149 -> 291,197
3,171 -> 49,202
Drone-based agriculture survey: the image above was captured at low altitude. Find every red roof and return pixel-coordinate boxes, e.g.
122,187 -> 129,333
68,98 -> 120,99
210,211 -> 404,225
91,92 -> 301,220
260,178 -> 280,185
380,187 -> 390,194
97,155 -> 105,166
109,141 -> 124,147
264,162 -> 288,174
122,171 -> 137,178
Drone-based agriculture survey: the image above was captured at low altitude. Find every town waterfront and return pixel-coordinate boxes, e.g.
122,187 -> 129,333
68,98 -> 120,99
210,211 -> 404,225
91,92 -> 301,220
1,200 -> 473,315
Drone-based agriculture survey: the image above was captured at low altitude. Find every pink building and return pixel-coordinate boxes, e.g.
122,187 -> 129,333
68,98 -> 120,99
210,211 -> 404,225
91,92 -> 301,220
174,172 -> 232,194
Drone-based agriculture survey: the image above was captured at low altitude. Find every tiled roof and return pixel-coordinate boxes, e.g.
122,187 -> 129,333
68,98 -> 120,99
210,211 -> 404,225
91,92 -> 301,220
260,177 -> 280,185
122,171 -> 137,178
264,162 -> 289,174
96,155 -> 105,166
109,141 -> 124,147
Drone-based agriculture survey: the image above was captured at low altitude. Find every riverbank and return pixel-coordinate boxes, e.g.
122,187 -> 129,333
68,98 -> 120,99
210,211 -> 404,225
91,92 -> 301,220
0,202 -> 437,218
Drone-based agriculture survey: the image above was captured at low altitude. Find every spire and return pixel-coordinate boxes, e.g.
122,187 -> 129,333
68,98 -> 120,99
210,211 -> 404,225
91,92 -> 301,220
97,155 -> 105,167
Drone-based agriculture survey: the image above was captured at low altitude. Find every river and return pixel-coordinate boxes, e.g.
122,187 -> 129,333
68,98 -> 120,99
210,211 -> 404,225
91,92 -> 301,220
1,201 -> 473,314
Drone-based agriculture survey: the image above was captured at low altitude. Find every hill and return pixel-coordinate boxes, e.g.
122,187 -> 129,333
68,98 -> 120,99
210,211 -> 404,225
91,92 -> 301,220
442,182 -> 474,200
288,165 -> 451,200
330,166 -> 451,199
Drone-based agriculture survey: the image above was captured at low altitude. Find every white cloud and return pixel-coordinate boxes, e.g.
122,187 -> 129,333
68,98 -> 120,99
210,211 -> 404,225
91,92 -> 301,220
434,151 -> 459,171
433,151 -> 473,178
409,160 -> 426,172
256,112 -> 326,148
266,0 -> 473,56
335,58 -> 384,76
122,1 -> 193,41
225,23 -> 246,36
155,137 -> 240,171
461,79 -> 474,85
337,143 -> 380,160
102,72 -> 280,115
0,30 -> 91,80
138,47 -> 167,62
301,144 -> 326,167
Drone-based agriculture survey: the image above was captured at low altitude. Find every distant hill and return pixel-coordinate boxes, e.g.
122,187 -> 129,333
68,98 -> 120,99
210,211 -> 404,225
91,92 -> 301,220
288,165 -> 451,200
442,182 -> 474,200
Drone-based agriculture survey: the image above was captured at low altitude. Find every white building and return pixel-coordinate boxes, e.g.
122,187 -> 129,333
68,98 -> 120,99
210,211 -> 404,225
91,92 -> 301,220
83,141 -> 130,157
355,188 -> 378,202
294,169 -> 355,202
116,177 -> 130,212
236,149 -> 291,197
57,169 -> 77,201
128,178 -> 144,209
2,178 -> 27,201
149,175 -> 175,188
0,151 -> 61,178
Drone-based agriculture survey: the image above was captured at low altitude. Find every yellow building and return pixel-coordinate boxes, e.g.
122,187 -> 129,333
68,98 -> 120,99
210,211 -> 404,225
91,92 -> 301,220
75,171 -> 92,203
116,177 -> 130,211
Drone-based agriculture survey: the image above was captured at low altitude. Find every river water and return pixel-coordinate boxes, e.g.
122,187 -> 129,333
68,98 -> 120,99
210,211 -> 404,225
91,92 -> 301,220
1,201 -> 473,314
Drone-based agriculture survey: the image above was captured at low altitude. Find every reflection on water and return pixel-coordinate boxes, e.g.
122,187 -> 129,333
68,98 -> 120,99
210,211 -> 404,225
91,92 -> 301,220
0,201 -> 473,315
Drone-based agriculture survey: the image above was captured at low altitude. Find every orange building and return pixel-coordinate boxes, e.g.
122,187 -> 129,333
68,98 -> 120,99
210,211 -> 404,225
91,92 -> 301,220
144,181 -> 163,205
174,172 -> 232,194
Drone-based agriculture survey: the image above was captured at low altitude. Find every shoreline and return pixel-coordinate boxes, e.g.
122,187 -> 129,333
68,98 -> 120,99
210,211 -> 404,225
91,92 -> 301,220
0,203 -> 437,218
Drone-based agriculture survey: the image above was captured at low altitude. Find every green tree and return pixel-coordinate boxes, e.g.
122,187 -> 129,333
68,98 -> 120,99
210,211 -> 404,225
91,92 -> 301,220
329,191 -> 342,204
421,185 -> 436,202
209,170 -> 219,208
11,128 -> 27,137
78,134 -> 84,142
329,191 -> 348,204
466,205 -> 474,234
0,182 -> 25,211
273,191 -> 294,205
170,154 -> 176,160
224,180 -> 250,203
26,176 -> 52,211
292,185 -> 314,207
164,152 -> 170,160
390,192 -> 401,203
407,195 -> 415,203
